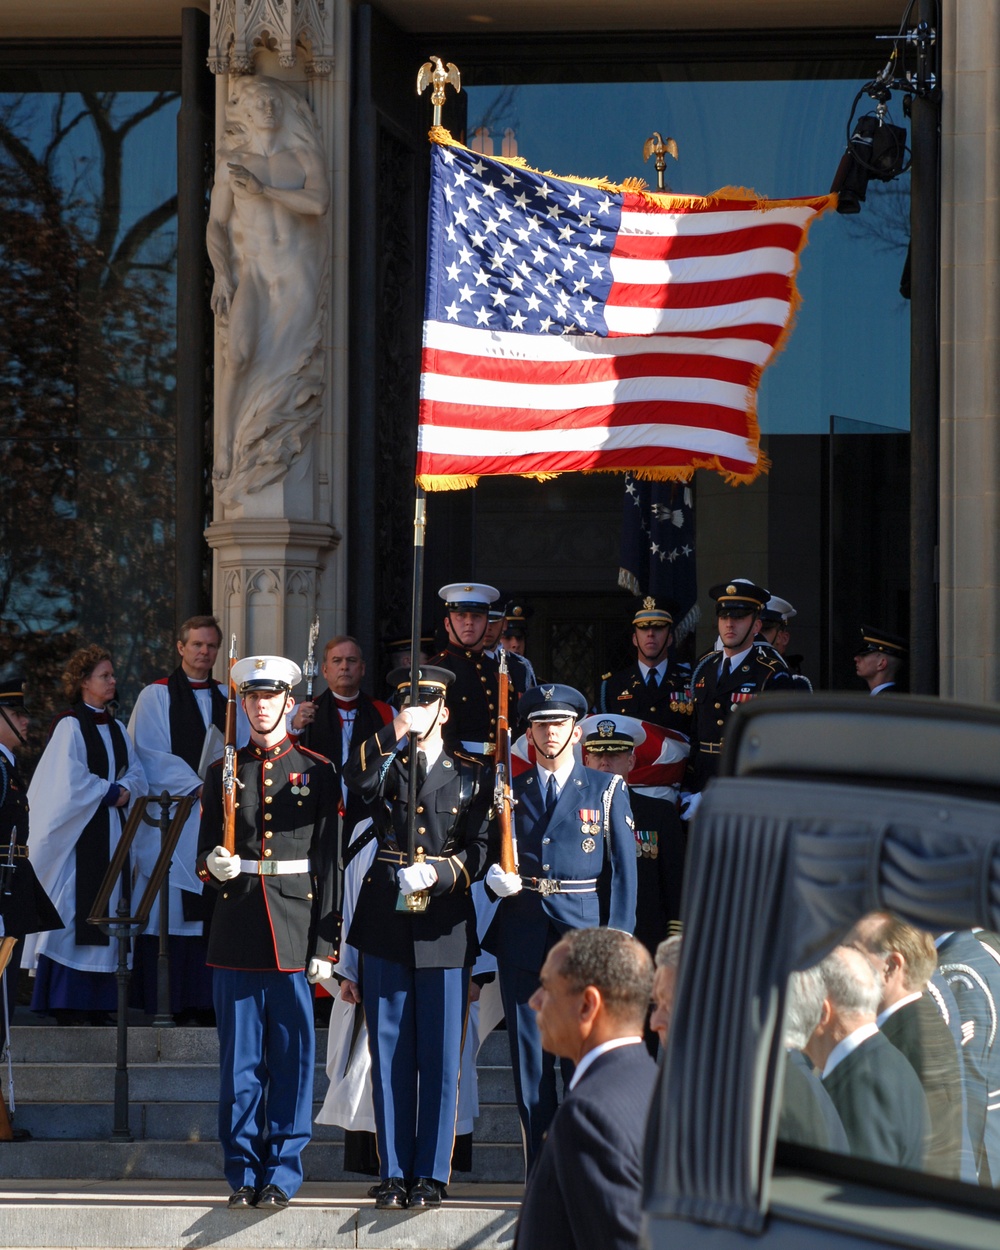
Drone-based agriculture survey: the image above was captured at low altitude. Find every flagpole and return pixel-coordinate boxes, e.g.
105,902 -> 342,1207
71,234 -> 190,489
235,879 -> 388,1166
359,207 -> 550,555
401,58 -> 462,914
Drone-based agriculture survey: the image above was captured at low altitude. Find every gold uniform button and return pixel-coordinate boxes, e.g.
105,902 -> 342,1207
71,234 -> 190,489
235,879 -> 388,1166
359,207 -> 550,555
265,796 -> 272,804
416,806 -> 424,814
265,762 -> 273,770
717,719 -> 725,727
418,826 -> 426,834
714,702 -> 721,710
489,703 -> 495,710
476,664 -> 482,671
307,893 -> 313,901
222,892 -> 228,899
452,807 -> 458,814
265,779 -> 273,787
265,831 -> 273,839
264,849 -> 272,858
264,813 -> 272,821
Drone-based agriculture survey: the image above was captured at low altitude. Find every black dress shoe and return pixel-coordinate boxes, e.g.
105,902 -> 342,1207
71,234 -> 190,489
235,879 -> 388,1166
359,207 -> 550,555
408,1177 -> 446,1208
255,1184 -> 290,1209
373,1177 -> 408,1210
227,1187 -> 256,1209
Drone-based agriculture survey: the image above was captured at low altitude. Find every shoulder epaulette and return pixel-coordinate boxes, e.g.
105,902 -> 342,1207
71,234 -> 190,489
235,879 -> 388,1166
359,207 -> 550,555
297,744 -> 334,765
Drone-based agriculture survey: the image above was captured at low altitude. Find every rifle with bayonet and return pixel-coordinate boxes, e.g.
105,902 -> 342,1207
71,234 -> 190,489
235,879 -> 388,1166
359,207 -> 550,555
221,635 -> 239,855
303,615 -> 320,700
494,650 -> 517,874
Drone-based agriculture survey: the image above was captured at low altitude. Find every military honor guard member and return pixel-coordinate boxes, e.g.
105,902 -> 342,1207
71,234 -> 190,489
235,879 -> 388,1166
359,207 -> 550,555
500,599 -> 539,690
340,666 -> 492,1209
579,714 -> 685,953
429,582 -> 516,760
682,580 -> 792,819
288,635 -> 394,853
0,677 -> 61,1061
482,684 -> 637,1171
854,626 -> 907,695
127,616 -> 249,1022
23,646 -> 147,1023
196,656 -> 339,1210
597,597 -> 693,737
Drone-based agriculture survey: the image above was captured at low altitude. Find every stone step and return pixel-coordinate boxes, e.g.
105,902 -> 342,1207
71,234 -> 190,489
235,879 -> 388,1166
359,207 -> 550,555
15,1097 -> 522,1143
0,1180 -> 523,1249
0,1139 -> 526,1182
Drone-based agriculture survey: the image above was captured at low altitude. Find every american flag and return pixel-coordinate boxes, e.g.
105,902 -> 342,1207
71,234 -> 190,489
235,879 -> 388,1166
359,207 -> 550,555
416,136 -> 835,489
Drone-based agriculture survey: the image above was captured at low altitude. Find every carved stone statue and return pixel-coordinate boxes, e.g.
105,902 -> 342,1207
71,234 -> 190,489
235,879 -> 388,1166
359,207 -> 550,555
207,76 -> 330,505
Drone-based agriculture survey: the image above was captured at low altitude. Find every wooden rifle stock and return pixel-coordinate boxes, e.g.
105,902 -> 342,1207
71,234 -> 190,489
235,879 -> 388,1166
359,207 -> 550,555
222,635 -> 238,855
495,650 -> 517,874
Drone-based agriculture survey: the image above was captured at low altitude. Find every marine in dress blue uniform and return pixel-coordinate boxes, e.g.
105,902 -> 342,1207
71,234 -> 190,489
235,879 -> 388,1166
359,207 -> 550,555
482,684 -> 636,1171
196,656 -> 339,1210
341,666 -> 492,1209
429,582 -> 516,760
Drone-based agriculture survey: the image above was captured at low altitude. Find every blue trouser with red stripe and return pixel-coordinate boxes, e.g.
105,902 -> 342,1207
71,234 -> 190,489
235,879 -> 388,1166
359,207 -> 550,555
213,968 -> 315,1197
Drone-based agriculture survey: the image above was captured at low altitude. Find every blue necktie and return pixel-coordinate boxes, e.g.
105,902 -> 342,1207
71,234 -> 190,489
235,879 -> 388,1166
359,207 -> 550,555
545,773 -> 558,813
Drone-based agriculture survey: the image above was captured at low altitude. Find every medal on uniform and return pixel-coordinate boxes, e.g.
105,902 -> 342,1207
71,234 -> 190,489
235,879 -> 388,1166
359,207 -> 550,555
579,810 -> 600,851
289,771 -> 310,795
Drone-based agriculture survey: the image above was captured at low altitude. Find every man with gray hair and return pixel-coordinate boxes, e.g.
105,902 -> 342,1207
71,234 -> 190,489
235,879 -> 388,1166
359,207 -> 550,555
516,928 -> 656,1250
779,967 -> 848,1152
805,944 -> 928,1169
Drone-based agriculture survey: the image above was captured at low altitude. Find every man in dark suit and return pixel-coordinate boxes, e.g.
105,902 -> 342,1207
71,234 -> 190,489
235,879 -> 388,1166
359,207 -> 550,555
805,945 -> 928,1170
196,655 -> 340,1210
850,913 -> 964,1178
483,683 -> 636,1171
287,635 -> 394,854
515,927 -> 656,1250
340,665 -> 492,1210
779,966 -> 848,1153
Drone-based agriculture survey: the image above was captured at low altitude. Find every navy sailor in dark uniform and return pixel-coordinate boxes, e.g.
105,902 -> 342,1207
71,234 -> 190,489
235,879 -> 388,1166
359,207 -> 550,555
340,666 -> 492,1210
196,655 -> 340,1210
482,684 -> 637,1171
0,676 -> 61,1067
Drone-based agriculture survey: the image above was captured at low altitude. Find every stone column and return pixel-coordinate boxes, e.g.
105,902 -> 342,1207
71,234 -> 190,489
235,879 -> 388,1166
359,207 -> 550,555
204,0 -> 351,664
939,2 -> 1000,701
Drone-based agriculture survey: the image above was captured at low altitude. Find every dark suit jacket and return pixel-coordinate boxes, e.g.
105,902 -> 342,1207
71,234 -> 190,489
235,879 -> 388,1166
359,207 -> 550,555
515,1042 -> 657,1250
881,994 -> 963,1178
0,753 -> 61,938
821,1030 -> 929,1169
779,1049 -> 849,1153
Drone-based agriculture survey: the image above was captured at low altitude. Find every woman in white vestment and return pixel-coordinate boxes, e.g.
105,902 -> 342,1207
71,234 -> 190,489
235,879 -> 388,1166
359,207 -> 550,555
21,645 -> 147,1023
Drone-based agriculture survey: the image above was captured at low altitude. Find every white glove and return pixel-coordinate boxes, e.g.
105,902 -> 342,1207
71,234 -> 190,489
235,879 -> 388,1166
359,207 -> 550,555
397,862 -> 439,895
306,957 -> 334,984
486,863 -> 523,898
206,846 -> 240,881
679,792 -> 703,822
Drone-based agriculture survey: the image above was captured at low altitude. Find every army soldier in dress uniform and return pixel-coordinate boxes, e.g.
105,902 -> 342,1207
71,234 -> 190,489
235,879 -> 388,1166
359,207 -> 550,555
430,582 -> 516,760
682,581 -> 792,819
580,714 -> 685,954
597,597 -> 693,737
196,656 -> 340,1211
854,626 -> 907,695
340,666 -> 492,1210
0,677 -> 61,1068
482,684 -> 636,1172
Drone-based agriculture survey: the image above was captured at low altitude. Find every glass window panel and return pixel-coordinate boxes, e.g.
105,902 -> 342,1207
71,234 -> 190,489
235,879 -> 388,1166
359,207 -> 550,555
0,87 -> 180,748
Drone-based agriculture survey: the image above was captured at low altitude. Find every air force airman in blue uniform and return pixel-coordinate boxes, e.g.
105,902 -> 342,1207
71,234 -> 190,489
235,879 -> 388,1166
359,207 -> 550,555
482,684 -> 636,1170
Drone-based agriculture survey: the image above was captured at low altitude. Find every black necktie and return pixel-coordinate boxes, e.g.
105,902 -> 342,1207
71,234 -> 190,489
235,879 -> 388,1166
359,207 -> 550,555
545,773 -> 558,813
416,751 -> 428,787
720,657 -> 732,682
646,668 -> 658,691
